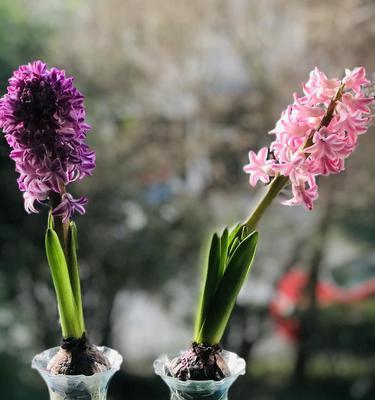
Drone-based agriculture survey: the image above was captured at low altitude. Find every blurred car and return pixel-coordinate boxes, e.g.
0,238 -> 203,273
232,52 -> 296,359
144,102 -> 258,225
269,256 -> 375,341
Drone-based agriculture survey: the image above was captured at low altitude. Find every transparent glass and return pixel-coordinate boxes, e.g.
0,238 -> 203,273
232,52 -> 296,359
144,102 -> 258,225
154,350 -> 246,400
32,346 -> 123,400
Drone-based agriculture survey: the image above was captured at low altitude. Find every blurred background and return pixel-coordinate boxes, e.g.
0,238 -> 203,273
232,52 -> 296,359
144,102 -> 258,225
0,0 -> 374,399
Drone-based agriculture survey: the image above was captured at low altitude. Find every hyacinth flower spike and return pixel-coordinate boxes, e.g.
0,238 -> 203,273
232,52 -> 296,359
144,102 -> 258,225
243,67 -> 373,223
0,61 -> 109,375
166,67 -> 374,381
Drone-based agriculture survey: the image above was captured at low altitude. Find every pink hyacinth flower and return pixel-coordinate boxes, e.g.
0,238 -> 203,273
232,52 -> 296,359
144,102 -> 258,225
343,67 -> 370,93
243,66 -> 374,211
243,147 -> 274,187
305,128 -> 351,175
303,67 -> 340,104
282,172 -> 318,210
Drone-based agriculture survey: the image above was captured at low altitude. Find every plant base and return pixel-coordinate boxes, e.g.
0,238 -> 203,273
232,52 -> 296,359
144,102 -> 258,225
154,349 -> 245,400
168,342 -> 230,381
32,346 -> 122,400
48,336 -> 110,375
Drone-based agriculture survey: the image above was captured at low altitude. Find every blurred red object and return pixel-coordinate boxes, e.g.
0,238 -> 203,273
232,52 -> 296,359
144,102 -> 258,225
270,265 -> 375,341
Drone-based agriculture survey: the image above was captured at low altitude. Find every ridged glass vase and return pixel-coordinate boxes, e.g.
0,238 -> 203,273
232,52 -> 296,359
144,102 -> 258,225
154,350 -> 245,400
32,346 -> 123,400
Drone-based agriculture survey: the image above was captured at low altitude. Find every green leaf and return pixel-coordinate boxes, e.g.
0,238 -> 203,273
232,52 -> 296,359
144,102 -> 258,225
197,231 -> 259,345
241,225 -> 251,240
228,224 -> 242,246
68,221 -> 85,334
45,227 -> 82,338
228,224 -> 246,257
194,233 -> 221,341
228,237 -> 240,258
219,228 -> 229,277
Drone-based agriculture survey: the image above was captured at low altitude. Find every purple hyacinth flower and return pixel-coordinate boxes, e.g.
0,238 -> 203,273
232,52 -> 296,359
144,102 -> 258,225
0,60 -> 95,219
52,193 -> 88,223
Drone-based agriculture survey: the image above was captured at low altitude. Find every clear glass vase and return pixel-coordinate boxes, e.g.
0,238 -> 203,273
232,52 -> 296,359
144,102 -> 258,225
154,350 -> 245,400
32,346 -> 123,400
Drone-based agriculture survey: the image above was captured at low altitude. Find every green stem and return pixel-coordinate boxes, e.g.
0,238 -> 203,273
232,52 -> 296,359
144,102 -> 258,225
69,222 -> 85,333
244,175 -> 289,230
50,191 -> 70,259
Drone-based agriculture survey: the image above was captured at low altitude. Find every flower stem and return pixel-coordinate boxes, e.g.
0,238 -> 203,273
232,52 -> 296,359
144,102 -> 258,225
50,190 -> 70,260
68,222 -> 86,333
244,175 -> 289,230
